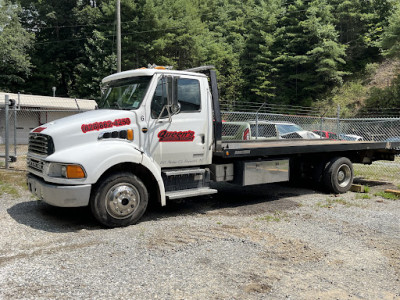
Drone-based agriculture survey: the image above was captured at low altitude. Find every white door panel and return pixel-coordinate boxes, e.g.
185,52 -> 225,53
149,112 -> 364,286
144,75 -> 211,168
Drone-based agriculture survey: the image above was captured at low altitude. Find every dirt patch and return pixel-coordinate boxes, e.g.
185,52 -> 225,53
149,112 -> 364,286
368,59 -> 400,89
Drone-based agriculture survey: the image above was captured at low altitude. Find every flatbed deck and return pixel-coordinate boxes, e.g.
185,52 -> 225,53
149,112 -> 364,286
215,140 -> 400,159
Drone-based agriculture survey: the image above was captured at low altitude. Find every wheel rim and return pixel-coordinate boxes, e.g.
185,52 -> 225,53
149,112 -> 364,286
105,183 -> 140,219
336,164 -> 352,188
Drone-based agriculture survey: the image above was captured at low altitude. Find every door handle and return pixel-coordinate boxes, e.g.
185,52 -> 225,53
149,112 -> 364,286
199,134 -> 205,144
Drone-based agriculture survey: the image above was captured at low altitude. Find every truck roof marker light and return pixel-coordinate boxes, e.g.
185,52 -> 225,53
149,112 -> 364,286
66,165 -> 86,179
127,129 -> 134,141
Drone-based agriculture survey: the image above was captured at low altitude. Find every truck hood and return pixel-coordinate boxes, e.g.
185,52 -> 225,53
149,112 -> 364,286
31,109 -> 137,154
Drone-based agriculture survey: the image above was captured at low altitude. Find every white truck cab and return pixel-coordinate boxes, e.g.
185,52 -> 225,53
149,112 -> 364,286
27,67 -> 218,227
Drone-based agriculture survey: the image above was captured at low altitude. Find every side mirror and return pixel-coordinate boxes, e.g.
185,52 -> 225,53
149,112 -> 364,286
166,76 -> 179,114
157,75 -> 179,122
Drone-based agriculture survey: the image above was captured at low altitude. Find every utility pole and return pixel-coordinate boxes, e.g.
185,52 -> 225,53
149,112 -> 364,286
116,0 -> 121,73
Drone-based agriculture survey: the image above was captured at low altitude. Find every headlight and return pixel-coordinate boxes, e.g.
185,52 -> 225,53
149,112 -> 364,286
45,162 -> 86,179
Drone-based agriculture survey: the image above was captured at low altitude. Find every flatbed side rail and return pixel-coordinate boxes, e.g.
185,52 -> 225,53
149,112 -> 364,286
214,140 -> 400,159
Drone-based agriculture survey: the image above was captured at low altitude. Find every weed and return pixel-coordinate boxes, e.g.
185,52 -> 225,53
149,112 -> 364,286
356,194 -> 371,200
0,170 -> 27,198
0,180 -> 20,197
374,191 -> 400,200
316,198 -> 364,208
364,185 -> 370,193
256,211 -> 288,222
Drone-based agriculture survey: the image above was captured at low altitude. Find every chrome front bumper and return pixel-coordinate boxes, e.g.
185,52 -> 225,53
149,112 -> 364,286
27,174 -> 91,207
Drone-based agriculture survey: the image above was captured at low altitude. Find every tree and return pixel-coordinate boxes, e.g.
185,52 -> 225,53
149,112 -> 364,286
18,0 -> 86,96
380,3 -> 400,58
273,0 -> 346,106
328,0 -> 396,72
241,0 -> 281,104
0,0 -> 33,91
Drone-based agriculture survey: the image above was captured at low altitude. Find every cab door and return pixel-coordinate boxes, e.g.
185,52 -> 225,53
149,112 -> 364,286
144,74 -> 212,168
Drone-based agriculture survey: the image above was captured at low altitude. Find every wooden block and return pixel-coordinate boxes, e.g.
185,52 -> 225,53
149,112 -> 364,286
384,189 -> 400,196
350,184 -> 365,193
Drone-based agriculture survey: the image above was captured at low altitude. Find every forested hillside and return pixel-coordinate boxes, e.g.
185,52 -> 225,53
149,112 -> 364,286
1,0 -> 400,115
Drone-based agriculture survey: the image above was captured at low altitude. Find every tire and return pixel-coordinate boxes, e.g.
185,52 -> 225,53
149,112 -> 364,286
90,172 -> 148,227
323,157 -> 353,194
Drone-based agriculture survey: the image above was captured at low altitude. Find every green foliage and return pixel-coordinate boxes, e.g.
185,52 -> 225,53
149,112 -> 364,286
314,80 -> 368,117
356,194 -> 371,200
0,0 -> 398,110
241,0 -> 281,103
363,73 -> 400,111
374,191 -> 400,200
380,4 -> 400,58
0,0 -> 34,91
272,0 -> 347,105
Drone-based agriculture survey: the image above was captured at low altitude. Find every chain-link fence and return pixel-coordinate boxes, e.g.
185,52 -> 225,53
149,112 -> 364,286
1,96 -> 399,184
221,111 -> 400,142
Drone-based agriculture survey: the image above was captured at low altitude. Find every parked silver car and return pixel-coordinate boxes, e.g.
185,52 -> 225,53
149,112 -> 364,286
249,121 -> 321,140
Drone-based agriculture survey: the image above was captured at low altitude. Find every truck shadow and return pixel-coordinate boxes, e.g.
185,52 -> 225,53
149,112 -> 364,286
141,182 -> 318,222
7,183 -> 318,232
7,200 -> 101,233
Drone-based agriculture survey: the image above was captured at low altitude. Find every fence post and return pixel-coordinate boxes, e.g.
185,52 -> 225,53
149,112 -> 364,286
4,95 -> 9,169
337,105 -> 341,137
14,94 -> 18,157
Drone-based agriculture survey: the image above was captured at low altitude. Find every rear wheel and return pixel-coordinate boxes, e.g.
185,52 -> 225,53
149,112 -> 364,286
323,157 -> 353,194
90,172 -> 148,227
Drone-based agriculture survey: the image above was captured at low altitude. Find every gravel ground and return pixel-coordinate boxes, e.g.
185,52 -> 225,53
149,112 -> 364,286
1,179 -> 400,300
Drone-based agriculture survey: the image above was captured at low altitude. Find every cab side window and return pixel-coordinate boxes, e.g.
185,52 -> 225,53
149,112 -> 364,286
151,77 -> 201,119
177,78 -> 201,112
151,79 -> 168,119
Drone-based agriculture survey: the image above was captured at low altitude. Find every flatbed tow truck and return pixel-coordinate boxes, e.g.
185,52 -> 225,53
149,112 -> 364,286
26,66 -> 400,227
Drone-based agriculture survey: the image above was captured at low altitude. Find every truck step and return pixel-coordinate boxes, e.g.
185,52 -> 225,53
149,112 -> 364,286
166,188 -> 218,200
162,168 -> 212,192
164,168 -> 206,176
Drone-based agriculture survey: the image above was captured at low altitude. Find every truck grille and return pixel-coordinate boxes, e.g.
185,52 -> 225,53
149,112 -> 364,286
28,133 -> 55,156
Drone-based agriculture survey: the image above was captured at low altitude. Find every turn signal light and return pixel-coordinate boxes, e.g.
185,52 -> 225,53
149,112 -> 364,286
127,129 -> 134,141
66,165 -> 86,179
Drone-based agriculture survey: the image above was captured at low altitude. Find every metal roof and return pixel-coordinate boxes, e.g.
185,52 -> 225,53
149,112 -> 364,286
0,92 -> 97,110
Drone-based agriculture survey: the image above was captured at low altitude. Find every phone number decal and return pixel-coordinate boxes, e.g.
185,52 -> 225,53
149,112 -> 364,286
81,118 -> 131,133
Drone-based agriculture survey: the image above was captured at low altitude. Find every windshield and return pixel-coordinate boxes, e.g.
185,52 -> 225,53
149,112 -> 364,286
276,124 -> 303,134
98,76 -> 152,109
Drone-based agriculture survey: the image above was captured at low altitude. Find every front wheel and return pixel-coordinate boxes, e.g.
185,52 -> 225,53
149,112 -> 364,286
323,157 -> 354,194
90,172 -> 148,227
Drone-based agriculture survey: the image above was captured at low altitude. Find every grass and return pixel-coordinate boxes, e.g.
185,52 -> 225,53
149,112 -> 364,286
256,211 -> 288,222
356,194 -> 371,200
0,180 -> 20,197
374,191 -> 400,200
316,197 -> 365,208
0,170 -> 27,198
353,157 -> 400,185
